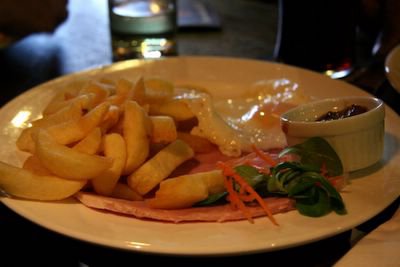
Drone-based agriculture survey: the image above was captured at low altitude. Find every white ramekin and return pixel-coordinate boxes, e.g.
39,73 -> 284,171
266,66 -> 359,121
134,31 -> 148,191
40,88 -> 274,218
280,96 -> 385,172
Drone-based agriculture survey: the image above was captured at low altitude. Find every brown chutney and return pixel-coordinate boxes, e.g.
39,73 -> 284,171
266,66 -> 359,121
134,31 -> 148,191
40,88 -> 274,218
316,104 -> 368,121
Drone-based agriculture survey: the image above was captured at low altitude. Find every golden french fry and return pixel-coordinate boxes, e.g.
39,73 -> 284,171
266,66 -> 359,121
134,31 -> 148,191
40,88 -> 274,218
122,101 -> 152,175
43,91 -> 95,115
106,95 -> 123,107
98,77 -> 116,87
150,116 -> 177,143
22,155 -> 53,176
108,114 -> 124,135
111,183 -> 143,201
115,78 -> 133,96
127,139 -> 194,195
130,77 -> 146,105
16,101 -> 85,153
198,169 -> 225,194
177,131 -> 215,153
34,129 -> 112,180
72,127 -> 102,154
99,105 -> 121,134
0,161 -> 86,201
31,101 -> 83,128
144,78 -> 174,104
42,80 -> 88,114
92,133 -> 126,196
16,127 -> 36,153
146,174 -> 208,209
105,78 -> 133,106
78,81 -> 111,106
46,102 -> 110,145
146,170 -> 225,209
149,99 -> 195,121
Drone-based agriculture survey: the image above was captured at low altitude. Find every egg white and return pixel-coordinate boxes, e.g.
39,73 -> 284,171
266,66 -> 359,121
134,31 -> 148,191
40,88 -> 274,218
178,79 -> 309,156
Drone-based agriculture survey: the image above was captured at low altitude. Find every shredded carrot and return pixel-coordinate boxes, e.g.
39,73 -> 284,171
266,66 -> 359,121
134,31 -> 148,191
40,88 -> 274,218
238,194 -> 256,202
251,144 -> 277,167
222,176 -> 236,210
231,172 -> 279,226
218,161 -> 235,176
222,173 -> 254,223
217,161 -> 279,226
238,186 -> 256,202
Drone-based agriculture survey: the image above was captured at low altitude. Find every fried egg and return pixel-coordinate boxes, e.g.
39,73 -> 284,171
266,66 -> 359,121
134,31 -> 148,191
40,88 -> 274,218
179,79 -> 309,157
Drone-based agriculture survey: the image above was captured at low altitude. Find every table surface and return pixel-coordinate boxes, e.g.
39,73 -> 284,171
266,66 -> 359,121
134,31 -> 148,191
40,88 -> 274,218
0,0 -> 399,266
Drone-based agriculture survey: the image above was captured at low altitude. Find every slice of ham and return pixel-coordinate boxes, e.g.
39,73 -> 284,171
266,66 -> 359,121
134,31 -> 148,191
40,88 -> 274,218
189,149 -> 281,174
189,149 -> 234,174
75,192 -> 295,223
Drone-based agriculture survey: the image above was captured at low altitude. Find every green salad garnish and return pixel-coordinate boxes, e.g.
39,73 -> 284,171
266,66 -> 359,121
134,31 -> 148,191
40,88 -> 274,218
196,137 -> 347,217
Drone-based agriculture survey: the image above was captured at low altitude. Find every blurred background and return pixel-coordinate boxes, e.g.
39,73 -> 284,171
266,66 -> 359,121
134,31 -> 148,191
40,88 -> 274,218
1,0 -> 399,105
1,1 -> 399,266
0,0 -> 279,104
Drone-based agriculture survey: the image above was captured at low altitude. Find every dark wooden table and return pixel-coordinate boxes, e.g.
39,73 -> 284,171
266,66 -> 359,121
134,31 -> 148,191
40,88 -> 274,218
0,0 -> 399,266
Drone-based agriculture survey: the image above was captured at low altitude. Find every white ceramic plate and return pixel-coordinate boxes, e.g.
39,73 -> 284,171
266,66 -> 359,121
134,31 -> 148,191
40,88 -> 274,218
1,57 -> 400,256
385,44 -> 400,93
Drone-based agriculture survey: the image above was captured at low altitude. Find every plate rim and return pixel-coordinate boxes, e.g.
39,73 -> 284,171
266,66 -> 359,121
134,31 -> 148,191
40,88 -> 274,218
1,56 -> 399,256
385,44 -> 400,93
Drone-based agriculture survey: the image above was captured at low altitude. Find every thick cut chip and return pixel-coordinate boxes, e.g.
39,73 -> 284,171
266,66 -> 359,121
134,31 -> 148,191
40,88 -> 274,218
42,80 -> 87,115
115,78 -> 133,96
111,183 -> 143,201
150,116 -> 177,143
0,161 -> 86,201
144,78 -> 174,104
127,139 -> 194,195
122,101 -> 152,175
72,127 -> 102,155
46,102 -> 110,145
146,170 -> 225,209
176,131 -> 215,153
198,169 -> 226,194
22,155 -> 53,176
146,174 -> 208,209
99,105 -> 121,134
78,81 -> 110,106
34,129 -> 112,180
92,133 -> 126,196
16,101 -> 85,153
43,92 -> 96,115
108,114 -> 124,135
130,77 -> 146,105
106,78 -> 133,106
149,99 -> 195,121
98,77 -> 116,89
31,101 -> 83,128
16,127 -> 36,153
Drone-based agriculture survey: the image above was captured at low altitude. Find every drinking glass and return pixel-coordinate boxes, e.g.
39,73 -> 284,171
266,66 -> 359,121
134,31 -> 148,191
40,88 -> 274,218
108,0 -> 177,61
274,0 -> 358,79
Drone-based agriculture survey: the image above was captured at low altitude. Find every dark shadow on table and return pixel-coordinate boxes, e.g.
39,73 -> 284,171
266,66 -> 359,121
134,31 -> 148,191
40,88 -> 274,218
0,34 -> 62,107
